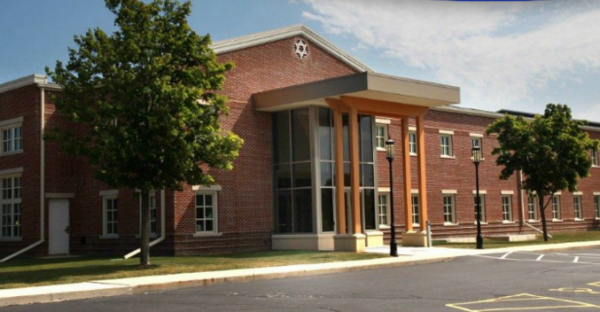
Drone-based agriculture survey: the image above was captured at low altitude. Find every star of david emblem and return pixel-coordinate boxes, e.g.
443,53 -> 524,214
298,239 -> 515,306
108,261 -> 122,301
294,39 -> 309,59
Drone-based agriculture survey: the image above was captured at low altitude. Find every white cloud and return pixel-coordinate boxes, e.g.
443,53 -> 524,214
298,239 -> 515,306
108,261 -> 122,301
574,103 -> 600,123
301,0 -> 600,112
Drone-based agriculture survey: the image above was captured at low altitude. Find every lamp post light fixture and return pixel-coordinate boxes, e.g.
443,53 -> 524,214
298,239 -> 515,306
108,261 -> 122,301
472,146 -> 484,249
386,138 -> 398,257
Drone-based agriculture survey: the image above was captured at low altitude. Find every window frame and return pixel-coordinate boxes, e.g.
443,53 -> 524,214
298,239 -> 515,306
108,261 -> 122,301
527,194 -> 538,221
592,150 -> 599,167
502,195 -> 513,222
102,195 -> 119,238
409,131 -> 417,156
375,124 -> 388,151
138,191 -> 157,237
595,195 -> 600,219
552,195 -> 562,221
195,191 -> 219,235
378,193 -> 390,228
440,133 -> 453,157
411,193 -> 420,227
1,121 -> 23,155
573,195 -> 583,220
1,175 -> 22,240
474,193 -> 486,223
443,195 -> 456,225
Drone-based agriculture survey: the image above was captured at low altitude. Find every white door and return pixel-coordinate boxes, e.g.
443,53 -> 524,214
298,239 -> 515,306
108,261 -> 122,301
49,199 -> 70,255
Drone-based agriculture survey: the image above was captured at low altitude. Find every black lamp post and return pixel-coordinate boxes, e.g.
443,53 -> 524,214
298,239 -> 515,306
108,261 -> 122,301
472,146 -> 484,249
386,138 -> 398,257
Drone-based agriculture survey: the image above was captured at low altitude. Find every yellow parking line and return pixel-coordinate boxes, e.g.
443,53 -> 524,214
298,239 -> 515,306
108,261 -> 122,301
447,293 -> 600,311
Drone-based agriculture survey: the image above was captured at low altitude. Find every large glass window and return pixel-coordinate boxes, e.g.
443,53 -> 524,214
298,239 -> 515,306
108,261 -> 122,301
2,125 -> 22,153
375,125 -> 387,149
195,192 -> 217,233
574,196 -> 583,220
273,109 -> 313,234
474,194 -> 486,222
440,134 -> 453,157
592,150 -> 599,167
411,194 -> 419,226
378,194 -> 389,226
103,196 -> 118,236
1,176 -> 21,238
409,132 -> 417,155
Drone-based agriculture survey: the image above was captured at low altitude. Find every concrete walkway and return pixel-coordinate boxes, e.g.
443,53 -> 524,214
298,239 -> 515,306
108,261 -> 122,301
2,241 -> 600,307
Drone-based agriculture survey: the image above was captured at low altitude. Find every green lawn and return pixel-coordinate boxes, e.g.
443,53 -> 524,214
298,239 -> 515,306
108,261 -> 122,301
0,251 -> 387,290
433,231 -> 600,249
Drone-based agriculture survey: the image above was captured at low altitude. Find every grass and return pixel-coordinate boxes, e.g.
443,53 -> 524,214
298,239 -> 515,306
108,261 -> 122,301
433,231 -> 600,249
0,250 -> 387,290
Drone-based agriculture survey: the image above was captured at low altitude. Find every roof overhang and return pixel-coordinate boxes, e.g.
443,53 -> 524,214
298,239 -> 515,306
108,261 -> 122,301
252,72 -> 460,113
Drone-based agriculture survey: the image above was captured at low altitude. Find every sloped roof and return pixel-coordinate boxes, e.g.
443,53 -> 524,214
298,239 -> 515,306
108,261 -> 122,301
211,24 -> 372,73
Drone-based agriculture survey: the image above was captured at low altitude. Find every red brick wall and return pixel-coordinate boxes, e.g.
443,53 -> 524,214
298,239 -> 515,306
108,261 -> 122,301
0,85 -> 42,256
170,36 -> 359,254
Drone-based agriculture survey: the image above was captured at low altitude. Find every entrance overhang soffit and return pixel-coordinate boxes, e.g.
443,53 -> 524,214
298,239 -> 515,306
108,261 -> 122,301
252,72 -> 461,115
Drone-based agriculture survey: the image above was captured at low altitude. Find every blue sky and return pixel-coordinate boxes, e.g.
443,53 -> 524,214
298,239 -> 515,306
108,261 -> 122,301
1,0 -> 600,121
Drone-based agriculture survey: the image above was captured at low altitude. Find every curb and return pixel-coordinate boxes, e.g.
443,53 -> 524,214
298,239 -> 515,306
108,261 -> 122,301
0,283 -> 132,307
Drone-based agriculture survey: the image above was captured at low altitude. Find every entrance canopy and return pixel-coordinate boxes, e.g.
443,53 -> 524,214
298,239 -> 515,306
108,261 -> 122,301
252,72 -> 460,113
255,71 -> 460,251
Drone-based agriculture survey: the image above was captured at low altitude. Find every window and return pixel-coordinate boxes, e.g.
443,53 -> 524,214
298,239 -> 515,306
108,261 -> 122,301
196,192 -> 217,233
502,195 -> 512,222
139,192 -> 157,235
411,194 -> 419,226
378,193 -> 389,226
527,195 -> 538,220
1,176 -> 21,238
409,132 -> 417,155
595,196 -> 600,219
2,125 -> 22,153
474,194 -> 486,222
574,195 -> 583,220
552,195 -> 561,220
376,124 -> 387,150
440,134 -> 453,157
471,137 -> 482,150
443,195 -> 456,224
103,196 -> 118,236
592,150 -> 599,167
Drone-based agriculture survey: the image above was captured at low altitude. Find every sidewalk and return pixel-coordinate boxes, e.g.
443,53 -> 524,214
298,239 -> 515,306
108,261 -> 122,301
2,241 -> 600,307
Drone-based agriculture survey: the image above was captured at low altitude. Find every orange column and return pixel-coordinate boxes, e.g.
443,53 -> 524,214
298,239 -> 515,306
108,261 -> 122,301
333,109 -> 347,235
402,117 -> 413,232
417,115 -> 429,229
348,104 -> 362,234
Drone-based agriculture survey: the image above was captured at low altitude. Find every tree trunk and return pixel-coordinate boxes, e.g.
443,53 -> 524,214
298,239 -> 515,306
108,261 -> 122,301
140,188 -> 151,266
538,195 -> 549,242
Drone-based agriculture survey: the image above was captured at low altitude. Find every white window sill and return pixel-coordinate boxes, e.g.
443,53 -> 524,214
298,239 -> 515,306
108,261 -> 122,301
574,218 -> 585,222
0,150 -> 23,157
592,165 -> 600,169
0,237 -> 23,242
552,219 -> 563,222
100,234 -> 119,239
596,217 -> 600,221
473,221 -> 488,225
376,147 -> 386,152
379,225 -> 390,230
440,155 -> 455,159
443,222 -> 459,226
412,224 -> 420,228
502,220 -> 515,224
410,153 -> 417,157
193,232 -> 223,237
527,220 -> 539,223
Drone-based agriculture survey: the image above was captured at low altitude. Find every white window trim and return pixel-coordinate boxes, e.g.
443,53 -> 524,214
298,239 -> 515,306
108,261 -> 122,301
551,195 -> 562,222
138,190 -> 158,238
573,195 -> 584,221
192,185 -> 223,191
375,118 -> 391,125
378,192 -> 391,229
101,195 -> 119,239
501,190 -> 514,195
472,190 -> 487,194
473,194 -> 487,225
440,133 -> 454,158
501,194 -> 513,223
0,174 -> 22,240
409,131 -> 418,156
411,193 -> 420,227
592,149 -> 600,168
0,119 -> 24,156
99,189 -> 119,196
194,191 -> 219,235
442,189 -> 458,194
375,123 -> 388,151
443,194 -> 457,225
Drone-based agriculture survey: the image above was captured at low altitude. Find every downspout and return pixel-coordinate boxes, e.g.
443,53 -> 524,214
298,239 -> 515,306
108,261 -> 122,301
1,87 -> 46,262
123,189 -> 166,259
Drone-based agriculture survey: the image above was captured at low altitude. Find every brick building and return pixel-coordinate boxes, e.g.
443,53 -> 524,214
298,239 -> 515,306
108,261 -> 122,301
1,25 -> 599,259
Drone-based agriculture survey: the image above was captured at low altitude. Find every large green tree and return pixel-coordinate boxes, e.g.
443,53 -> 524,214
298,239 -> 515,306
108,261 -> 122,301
46,0 -> 243,266
486,104 -> 598,241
